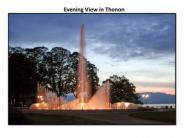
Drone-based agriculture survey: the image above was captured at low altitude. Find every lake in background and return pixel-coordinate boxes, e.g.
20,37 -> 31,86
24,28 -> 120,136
141,104 -> 175,109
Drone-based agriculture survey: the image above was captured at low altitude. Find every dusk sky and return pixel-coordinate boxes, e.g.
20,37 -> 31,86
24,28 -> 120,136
9,14 -> 175,95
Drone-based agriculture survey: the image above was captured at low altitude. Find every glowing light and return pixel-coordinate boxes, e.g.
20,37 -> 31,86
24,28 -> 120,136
35,103 -> 39,107
81,103 -> 84,109
117,102 -> 122,109
145,94 -> 149,98
125,103 -> 130,109
92,107 -> 95,110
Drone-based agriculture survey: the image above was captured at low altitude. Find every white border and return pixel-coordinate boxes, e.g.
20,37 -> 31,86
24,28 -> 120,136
1,0 -> 184,138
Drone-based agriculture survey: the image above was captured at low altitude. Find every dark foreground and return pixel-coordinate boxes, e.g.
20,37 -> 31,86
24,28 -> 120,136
9,108 -> 176,125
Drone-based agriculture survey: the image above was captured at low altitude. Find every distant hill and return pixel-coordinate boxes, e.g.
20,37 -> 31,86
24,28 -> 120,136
65,92 -> 176,104
138,92 -> 175,104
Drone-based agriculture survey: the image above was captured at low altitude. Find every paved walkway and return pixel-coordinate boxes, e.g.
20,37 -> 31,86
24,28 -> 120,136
22,109 -> 170,125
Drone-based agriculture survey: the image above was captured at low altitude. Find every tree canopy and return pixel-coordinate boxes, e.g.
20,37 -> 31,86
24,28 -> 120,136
9,53 -> 39,106
108,75 -> 142,104
9,46 -> 99,100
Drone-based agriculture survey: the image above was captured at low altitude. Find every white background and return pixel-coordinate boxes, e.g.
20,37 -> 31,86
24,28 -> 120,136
0,0 -> 184,138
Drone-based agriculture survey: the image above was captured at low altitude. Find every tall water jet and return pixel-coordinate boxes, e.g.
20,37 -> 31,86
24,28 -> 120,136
77,24 -> 91,103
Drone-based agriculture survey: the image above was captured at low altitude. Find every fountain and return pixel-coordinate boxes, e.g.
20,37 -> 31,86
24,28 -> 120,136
30,25 -> 138,110
77,24 -> 91,103
57,24 -> 112,110
30,83 -> 64,110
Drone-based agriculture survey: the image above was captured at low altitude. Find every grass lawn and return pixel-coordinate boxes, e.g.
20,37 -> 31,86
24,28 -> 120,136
23,113 -> 113,125
8,108 -> 113,125
9,108 -> 113,125
130,110 -> 176,124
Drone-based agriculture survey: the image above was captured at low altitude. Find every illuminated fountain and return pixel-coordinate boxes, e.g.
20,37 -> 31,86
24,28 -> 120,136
58,24 -> 112,110
30,25 -> 138,110
77,24 -> 91,103
30,83 -> 66,110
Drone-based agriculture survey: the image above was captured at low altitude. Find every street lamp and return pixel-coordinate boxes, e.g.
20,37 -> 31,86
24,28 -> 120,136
142,94 -> 149,105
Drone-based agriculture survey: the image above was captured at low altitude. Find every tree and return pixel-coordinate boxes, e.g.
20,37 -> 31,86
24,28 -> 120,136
50,47 -> 71,96
9,47 -> 25,55
108,75 -> 142,104
87,61 -> 99,95
25,47 -> 48,76
9,53 -> 39,106
68,52 -> 77,93
9,47 -> 100,99
41,51 -> 57,91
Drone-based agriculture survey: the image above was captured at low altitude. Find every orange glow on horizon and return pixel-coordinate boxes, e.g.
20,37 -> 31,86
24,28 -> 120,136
136,86 -> 175,95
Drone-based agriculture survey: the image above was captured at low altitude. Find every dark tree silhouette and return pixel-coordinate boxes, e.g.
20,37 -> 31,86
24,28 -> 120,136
9,53 -> 39,106
9,47 -> 99,99
107,75 -> 142,104
87,61 -> 99,96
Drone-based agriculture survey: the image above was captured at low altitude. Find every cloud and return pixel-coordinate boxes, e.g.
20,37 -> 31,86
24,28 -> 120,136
9,14 -> 102,44
9,14 -> 175,62
89,14 -> 175,62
